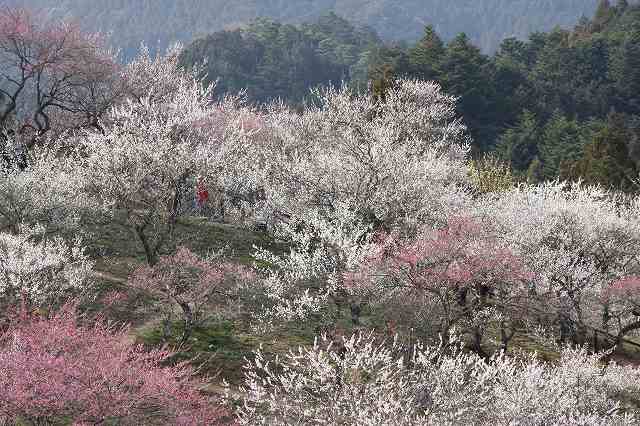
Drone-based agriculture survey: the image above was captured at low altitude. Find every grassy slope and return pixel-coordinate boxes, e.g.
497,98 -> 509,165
79,214 -> 640,400
79,215 -> 316,392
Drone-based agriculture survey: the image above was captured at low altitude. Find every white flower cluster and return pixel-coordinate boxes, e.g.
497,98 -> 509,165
230,332 -> 640,425
254,80 -> 472,230
0,223 -> 93,306
474,181 -> 640,338
56,45 -> 260,264
0,138 -> 98,237
251,201 -> 377,329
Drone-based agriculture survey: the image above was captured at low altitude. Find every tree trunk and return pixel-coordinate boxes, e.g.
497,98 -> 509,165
500,320 -> 516,353
134,224 -> 158,266
558,308 -> 576,344
178,301 -> 194,344
471,326 -> 488,359
615,320 -> 640,349
602,303 -> 610,333
162,317 -> 172,342
350,302 -> 362,326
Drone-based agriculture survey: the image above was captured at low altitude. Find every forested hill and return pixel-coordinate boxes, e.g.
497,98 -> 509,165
367,0 -> 640,190
178,14 -> 379,104
1,0 -> 599,55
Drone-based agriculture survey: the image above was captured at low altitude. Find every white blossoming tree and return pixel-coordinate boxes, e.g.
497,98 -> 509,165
0,137 -> 101,238
255,79 -> 472,232
251,201 -> 377,331
229,331 -> 640,425
474,181 -> 640,344
69,45 -> 254,265
0,223 -> 93,308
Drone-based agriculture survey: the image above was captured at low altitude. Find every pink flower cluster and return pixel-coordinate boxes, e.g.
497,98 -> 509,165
128,246 -> 255,298
0,304 -> 232,425
605,276 -> 640,297
346,216 -> 533,292
192,107 -> 265,142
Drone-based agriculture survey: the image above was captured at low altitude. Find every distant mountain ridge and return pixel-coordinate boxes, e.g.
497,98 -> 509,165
1,0 -> 602,56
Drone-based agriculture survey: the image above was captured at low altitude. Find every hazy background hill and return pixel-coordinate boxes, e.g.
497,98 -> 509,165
1,0 -> 600,56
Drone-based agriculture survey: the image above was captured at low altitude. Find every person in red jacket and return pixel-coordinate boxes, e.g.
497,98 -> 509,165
194,176 -> 209,215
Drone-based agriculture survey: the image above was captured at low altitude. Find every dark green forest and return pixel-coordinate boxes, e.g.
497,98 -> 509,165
178,13 -> 379,104
372,0 -> 640,187
3,0 -> 599,55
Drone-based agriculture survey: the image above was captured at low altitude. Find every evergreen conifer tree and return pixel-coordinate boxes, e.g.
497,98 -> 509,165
593,0 -> 614,31
408,25 -> 445,81
566,113 -> 637,191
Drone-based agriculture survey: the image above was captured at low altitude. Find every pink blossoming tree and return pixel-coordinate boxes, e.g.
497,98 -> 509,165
0,7 -> 124,158
345,216 -> 534,354
602,275 -> 640,347
127,245 -> 257,343
0,304 -> 233,425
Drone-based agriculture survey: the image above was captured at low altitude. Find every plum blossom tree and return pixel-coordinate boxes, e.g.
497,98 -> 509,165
474,181 -> 640,344
121,43 -> 198,106
0,7 -> 124,157
0,222 -> 93,309
0,304 -> 232,425
602,276 -> 640,346
251,201 -> 378,331
229,331 -> 640,425
70,45 -> 254,265
188,94 -> 266,225
254,79 -> 472,233
0,136 -> 101,236
344,216 -> 534,353
127,245 -> 257,343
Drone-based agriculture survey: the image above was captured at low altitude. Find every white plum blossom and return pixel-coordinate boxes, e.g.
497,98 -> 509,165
473,181 -> 640,342
251,201 -> 378,330
254,79 -> 473,232
68,45 -> 253,265
0,223 -> 94,306
230,331 -> 640,425
0,137 -> 101,238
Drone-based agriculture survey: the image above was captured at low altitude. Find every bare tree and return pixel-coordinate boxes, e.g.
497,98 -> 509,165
0,7 -> 124,167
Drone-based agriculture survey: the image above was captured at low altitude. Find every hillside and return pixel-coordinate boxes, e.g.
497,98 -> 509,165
6,3 -> 640,422
178,13 -> 379,104
1,0 -> 600,56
